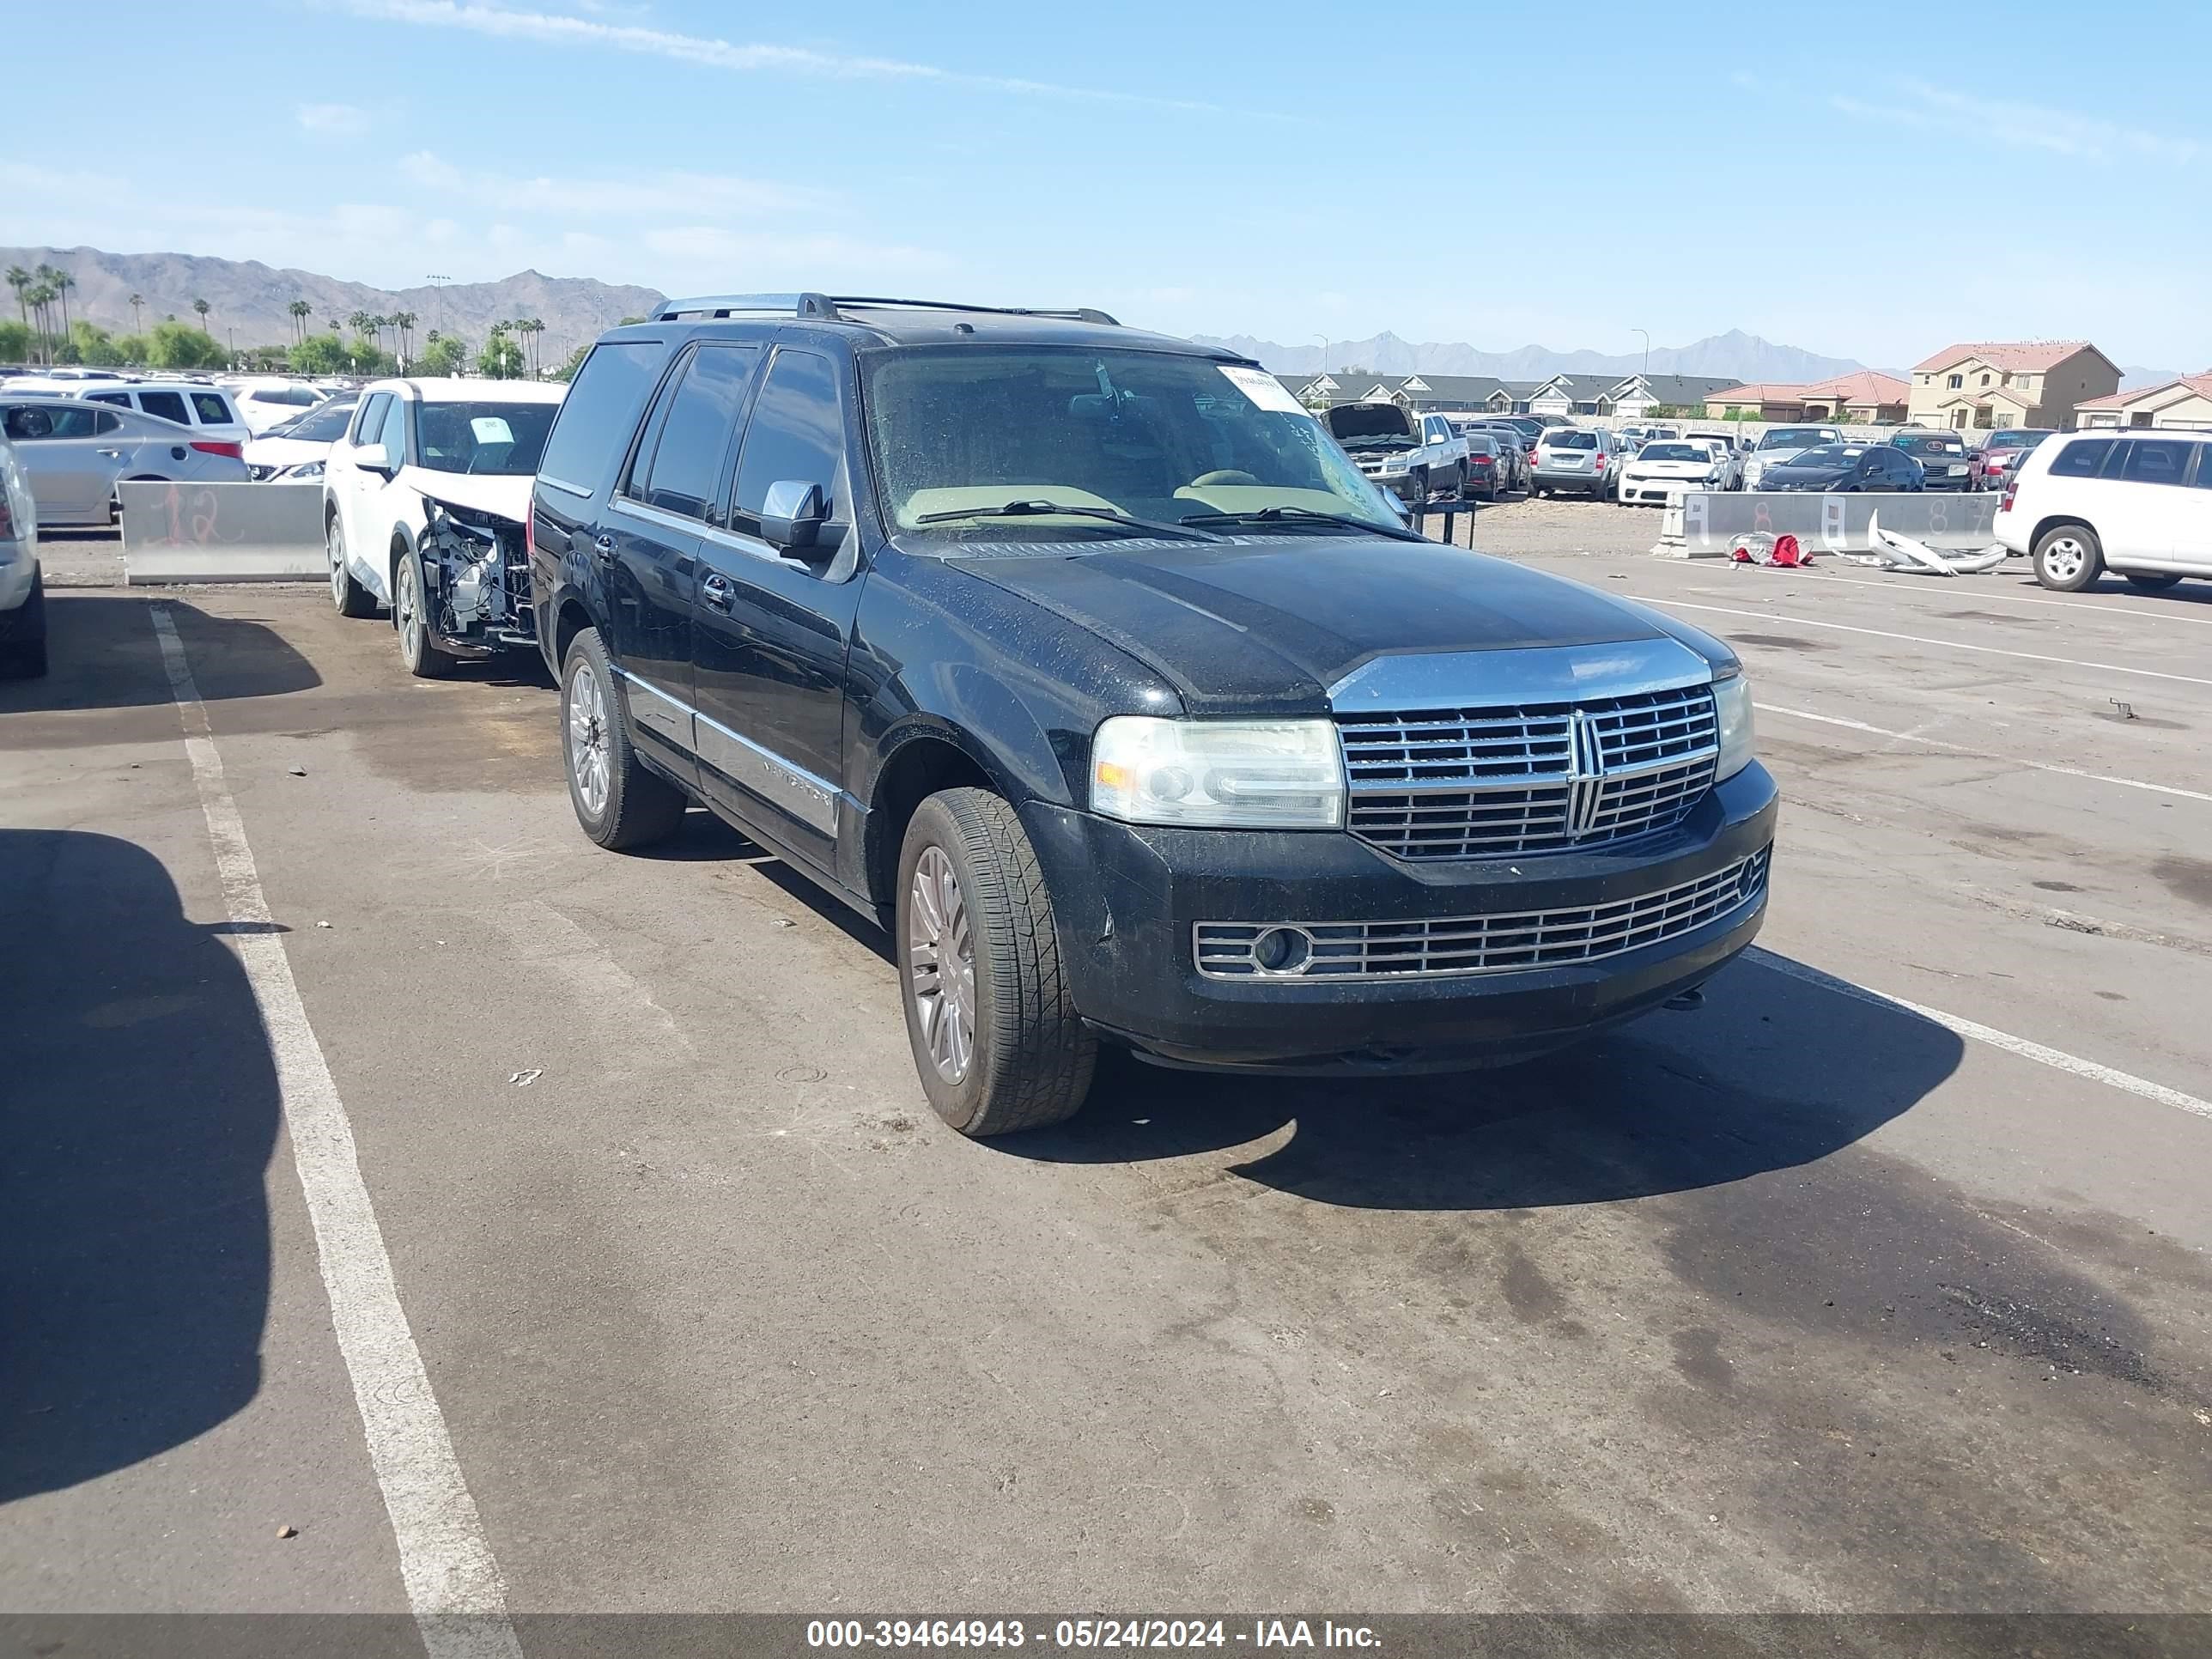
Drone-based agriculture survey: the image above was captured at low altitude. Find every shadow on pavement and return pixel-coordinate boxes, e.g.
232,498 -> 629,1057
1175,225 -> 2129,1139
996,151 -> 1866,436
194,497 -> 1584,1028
1008,949 -> 1965,1212
0,830 -> 276,1502
0,591 -> 319,720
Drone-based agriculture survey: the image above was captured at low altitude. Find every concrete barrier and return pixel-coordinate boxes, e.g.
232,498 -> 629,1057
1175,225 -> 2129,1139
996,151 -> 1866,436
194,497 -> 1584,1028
120,482 -> 325,584
1651,491 -> 2001,559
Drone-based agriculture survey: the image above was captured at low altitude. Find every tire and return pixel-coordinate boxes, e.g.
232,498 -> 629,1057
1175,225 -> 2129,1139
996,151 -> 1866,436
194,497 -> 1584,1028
896,788 -> 1096,1138
328,515 -> 376,617
2124,572 -> 2183,592
560,627 -> 686,850
0,570 -> 47,679
393,547 -> 455,679
2033,523 -> 2103,592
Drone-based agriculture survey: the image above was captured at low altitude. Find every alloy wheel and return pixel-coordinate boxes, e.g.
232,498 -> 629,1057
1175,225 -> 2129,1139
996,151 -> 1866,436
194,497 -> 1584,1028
2042,537 -> 2087,583
568,661 -> 611,818
908,846 -> 975,1084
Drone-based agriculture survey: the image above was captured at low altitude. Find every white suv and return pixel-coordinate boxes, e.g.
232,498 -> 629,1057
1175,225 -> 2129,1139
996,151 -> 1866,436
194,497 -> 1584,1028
323,377 -> 566,672
77,380 -> 250,447
1995,431 -> 2212,594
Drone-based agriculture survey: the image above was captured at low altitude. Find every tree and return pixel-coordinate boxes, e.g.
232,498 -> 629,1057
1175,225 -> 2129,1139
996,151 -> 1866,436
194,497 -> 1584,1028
53,270 -> 75,340
131,293 -> 146,334
147,320 -> 226,369
290,332 -> 350,375
348,309 -> 373,341
23,282 -> 54,363
70,319 -> 125,367
391,310 -> 417,360
112,333 -> 148,366
417,332 -> 466,376
477,322 -> 523,380
289,299 -> 312,343
0,319 -> 29,362
552,343 -> 590,382
4,267 -> 27,331
192,297 -> 212,335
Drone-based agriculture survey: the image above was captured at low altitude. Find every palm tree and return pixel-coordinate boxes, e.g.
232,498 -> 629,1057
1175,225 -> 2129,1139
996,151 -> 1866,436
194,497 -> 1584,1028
289,299 -> 311,343
192,297 -> 212,336
24,282 -> 54,363
53,270 -> 75,341
348,309 -> 373,342
130,293 -> 145,335
392,310 -> 417,360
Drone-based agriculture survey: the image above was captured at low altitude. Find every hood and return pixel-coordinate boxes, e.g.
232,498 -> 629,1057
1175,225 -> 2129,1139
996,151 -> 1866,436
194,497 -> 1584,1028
957,535 -> 1666,713
1630,458 -> 1716,474
1324,404 -> 1417,442
399,468 -> 532,525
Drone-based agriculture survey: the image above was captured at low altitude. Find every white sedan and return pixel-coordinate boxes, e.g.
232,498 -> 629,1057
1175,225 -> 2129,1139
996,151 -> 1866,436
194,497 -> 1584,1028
1618,440 -> 1730,505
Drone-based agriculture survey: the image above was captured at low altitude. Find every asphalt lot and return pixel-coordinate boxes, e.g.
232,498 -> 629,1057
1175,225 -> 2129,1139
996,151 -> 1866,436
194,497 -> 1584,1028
4,504 -> 2209,1638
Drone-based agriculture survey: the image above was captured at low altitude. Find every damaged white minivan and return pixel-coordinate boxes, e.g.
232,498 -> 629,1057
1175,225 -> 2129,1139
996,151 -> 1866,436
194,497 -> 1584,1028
323,376 -> 567,676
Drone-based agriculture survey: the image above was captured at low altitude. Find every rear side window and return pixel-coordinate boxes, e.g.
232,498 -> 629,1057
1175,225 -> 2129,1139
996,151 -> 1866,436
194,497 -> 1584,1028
538,341 -> 666,497
351,393 -> 391,444
140,390 -> 191,426
88,391 -> 131,409
1547,431 -> 1597,450
731,349 -> 846,535
376,397 -> 409,461
633,345 -> 761,522
2048,438 -> 2112,478
2121,438 -> 2191,486
191,392 -> 232,425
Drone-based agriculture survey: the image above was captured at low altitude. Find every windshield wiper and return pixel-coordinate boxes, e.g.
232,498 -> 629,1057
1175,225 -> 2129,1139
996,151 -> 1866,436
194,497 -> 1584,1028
1179,506 -> 1426,544
914,499 -> 1222,543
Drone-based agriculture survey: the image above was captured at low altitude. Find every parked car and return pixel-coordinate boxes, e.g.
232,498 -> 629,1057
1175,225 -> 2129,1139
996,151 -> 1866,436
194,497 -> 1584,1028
1618,439 -> 1731,505
1468,416 -> 1541,477
74,380 -> 250,448
1760,443 -> 1924,493
1888,429 -> 1975,490
529,294 -> 1776,1135
245,394 -> 358,480
1687,431 -> 1745,489
1972,428 -> 2056,492
1322,404 -> 1469,502
0,434 -> 43,678
1532,427 -> 1626,498
1459,434 -> 1511,500
228,379 -> 330,435
323,377 -> 566,675
1996,432 -> 2211,593
1741,425 -> 1844,489
0,395 -> 251,525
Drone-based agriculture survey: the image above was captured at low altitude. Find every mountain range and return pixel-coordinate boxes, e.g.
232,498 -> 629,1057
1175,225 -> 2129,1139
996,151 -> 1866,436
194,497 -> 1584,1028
1,246 -> 664,356
1190,329 -> 1871,385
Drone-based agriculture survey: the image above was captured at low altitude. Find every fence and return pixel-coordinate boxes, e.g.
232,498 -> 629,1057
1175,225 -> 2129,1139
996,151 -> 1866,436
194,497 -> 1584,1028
118,481 -> 326,584
1651,491 -> 2002,558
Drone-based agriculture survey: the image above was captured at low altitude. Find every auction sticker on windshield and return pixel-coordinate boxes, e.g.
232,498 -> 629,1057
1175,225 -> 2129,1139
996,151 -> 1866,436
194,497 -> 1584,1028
1218,366 -> 1306,414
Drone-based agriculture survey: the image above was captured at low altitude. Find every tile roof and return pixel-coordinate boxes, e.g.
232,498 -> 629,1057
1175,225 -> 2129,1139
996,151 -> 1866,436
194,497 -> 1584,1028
1804,370 -> 1910,404
2075,372 -> 2212,410
1912,341 -> 2097,373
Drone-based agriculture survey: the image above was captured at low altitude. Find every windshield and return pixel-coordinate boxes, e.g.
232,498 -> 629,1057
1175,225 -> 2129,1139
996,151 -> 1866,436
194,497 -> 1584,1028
1641,443 -> 1711,463
1895,434 -> 1963,456
1787,446 -> 1857,468
272,398 -> 357,441
1545,431 -> 1598,450
1987,429 -> 2052,449
413,400 -> 558,476
864,348 -> 1405,541
1760,428 -> 1835,450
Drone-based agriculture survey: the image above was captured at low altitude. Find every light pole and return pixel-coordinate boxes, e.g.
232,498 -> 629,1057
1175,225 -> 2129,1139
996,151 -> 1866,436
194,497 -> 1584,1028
1313,334 -> 1329,376
1632,327 -> 1650,377
427,274 -> 451,336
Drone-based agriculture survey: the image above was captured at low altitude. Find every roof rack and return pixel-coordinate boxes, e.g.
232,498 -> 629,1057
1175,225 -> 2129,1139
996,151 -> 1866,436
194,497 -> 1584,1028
652,293 -> 1120,327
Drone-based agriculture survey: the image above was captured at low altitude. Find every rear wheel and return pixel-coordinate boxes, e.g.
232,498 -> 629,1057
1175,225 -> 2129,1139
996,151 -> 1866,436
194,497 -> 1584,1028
2033,524 -> 2103,592
393,549 -> 455,678
2124,572 -> 2184,592
896,788 -> 1095,1138
561,627 -> 686,849
329,516 -> 376,617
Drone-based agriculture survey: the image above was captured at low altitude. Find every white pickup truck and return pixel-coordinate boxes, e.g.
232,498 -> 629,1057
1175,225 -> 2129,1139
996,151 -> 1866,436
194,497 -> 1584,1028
1323,404 -> 1471,504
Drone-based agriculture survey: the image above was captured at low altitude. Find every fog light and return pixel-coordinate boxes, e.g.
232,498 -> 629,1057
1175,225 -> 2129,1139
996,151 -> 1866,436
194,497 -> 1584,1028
1251,927 -> 1310,974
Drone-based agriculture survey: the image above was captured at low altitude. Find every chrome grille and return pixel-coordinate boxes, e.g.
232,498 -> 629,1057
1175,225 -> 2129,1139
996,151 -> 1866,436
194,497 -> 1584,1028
1194,848 -> 1770,981
1336,684 -> 1718,859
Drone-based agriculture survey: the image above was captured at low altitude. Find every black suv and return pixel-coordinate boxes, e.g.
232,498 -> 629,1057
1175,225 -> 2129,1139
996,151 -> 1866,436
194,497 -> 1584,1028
529,295 -> 1778,1137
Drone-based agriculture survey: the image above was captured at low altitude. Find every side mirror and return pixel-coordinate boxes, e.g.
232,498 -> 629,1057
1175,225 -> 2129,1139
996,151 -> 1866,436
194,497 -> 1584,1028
356,441 -> 396,477
760,479 -> 829,550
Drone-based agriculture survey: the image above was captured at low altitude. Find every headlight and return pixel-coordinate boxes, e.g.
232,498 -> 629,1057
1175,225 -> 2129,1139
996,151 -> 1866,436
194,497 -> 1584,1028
1712,672 -> 1755,780
1090,716 -> 1345,830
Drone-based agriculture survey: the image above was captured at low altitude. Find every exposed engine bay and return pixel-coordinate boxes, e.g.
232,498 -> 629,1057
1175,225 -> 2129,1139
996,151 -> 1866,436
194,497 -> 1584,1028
420,495 -> 534,655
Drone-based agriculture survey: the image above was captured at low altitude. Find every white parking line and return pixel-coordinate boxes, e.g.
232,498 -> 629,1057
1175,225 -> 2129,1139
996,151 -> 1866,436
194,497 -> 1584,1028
1644,598 -> 2212,688
1755,702 -> 2212,805
1780,571 -> 2212,628
1747,949 -> 2212,1122
151,608 -> 520,1659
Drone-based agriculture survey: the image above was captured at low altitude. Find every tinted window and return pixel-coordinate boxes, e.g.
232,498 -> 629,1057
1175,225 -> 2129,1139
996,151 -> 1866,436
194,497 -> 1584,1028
4,403 -> 106,440
538,341 -> 665,497
732,349 -> 845,533
414,401 -> 557,476
633,345 -> 760,521
1466,437 -> 1498,456
139,390 -> 191,426
2049,437 -> 2112,478
1547,431 -> 1598,450
377,396 -> 409,461
351,392 -> 391,444
2121,438 -> 2191,486
2193,447 -> 2212,490
191,392 -> 233,425
88,391 -> 131,408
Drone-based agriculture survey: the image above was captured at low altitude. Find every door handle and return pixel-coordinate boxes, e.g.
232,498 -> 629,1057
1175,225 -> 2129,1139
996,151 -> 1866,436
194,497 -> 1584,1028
701,572 -> 733,611
592,533 -> 616,561
96,447 -> 125,459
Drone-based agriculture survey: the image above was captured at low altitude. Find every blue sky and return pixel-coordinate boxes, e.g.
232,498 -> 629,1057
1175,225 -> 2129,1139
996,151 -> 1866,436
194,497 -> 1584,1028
5,0 -> 2209,370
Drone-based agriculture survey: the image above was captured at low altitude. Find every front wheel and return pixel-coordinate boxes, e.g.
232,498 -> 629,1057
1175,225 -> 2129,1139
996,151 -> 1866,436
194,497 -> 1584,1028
329,516 -> 377,617
561,627 -> 686,849
896,788 -> 1096,1138
2033,524 -> 2103,592
394,550 -> 455,679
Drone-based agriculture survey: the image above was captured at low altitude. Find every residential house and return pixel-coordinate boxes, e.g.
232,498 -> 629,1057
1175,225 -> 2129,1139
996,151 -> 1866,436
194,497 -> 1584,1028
1293,369 -> 1737,419
1906,342 -> 2119,431
1705,371 -> 1911,424
1705,383 -> 1814,422
2074,374 -> 2212,432
1605,374 -> 1743,419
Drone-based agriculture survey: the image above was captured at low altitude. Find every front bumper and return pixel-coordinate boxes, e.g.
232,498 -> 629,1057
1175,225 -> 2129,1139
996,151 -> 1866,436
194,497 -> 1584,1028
1021,764 -> 1779,1073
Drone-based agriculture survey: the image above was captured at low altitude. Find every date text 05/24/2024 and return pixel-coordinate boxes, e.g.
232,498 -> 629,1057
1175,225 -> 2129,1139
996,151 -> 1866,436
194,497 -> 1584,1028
805,1619 -> 1381,1650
